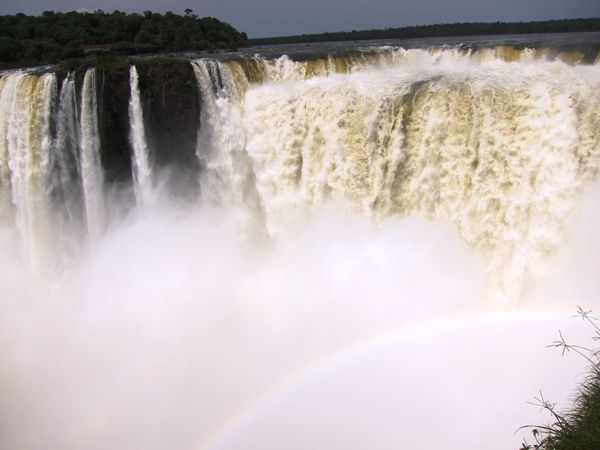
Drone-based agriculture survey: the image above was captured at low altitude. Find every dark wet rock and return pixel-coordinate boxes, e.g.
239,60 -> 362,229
136,59 -> 201,199
97,64 -> 133,185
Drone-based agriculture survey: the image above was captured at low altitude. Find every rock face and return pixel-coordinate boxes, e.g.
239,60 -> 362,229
57,58 -> 201,198
137,60 -> 200,198
96,64 -> 132,185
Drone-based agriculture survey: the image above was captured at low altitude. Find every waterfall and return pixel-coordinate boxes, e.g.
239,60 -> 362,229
0,73 -> 21,220
53,74 -> 84,225
0,44 -> 598,299
128,65 -> 154,206
219,49 -> 600,301
2,39 -> 600,450
0,73 -> 56,272
79,68 -> 105,241
192,59 -> 263,225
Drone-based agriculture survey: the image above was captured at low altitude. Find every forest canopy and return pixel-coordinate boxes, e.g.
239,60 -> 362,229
0,10 -> 248,69
250,18 -> 600,45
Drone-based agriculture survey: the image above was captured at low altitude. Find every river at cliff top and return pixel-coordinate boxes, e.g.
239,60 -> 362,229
171,31 -> 600,61
1,34 -> 600,450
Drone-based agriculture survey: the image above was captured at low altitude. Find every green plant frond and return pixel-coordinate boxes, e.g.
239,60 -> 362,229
520,308 -> 600,449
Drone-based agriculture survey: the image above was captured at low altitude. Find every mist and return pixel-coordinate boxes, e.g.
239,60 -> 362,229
0,179 -> 598,450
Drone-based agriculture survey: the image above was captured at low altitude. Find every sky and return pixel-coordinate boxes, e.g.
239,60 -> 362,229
0,0 -> 599,38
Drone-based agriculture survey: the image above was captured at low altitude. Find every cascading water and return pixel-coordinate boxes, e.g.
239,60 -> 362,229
0,73 -> 56,273
50,73 -> 87,262
0,73 -> 20,218
79,68 -> 105,242
192,59 -> 264,233
53,74 -> 83,218
128,65 -> 154,206
1,40 -> 600,450
192,60 -> 256,205
192,49 -> 600,301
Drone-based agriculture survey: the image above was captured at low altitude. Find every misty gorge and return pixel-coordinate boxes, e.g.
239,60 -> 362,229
1,37 -> 600,450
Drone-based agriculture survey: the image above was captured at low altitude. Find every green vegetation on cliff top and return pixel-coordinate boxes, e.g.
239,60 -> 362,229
2,14 -> 600,70
0,9 -> 248,69
250,18 -> 600,45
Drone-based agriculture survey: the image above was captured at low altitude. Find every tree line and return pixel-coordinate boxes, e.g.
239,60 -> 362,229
250,18 -> 600,45
0,10 -> 248,69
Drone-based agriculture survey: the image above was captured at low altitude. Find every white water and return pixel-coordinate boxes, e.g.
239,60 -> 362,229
128,65 -> 154,206
54,73 -> 83,221
0,45 -> 600,450
0,74 -> 21,220
213,51 -> 600,301
192,60 -> 258,206
80,68 -> 105,241
0,73 -> 56,273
